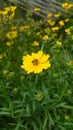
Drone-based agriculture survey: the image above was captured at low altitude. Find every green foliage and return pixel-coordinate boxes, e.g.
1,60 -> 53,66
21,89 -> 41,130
0,2 -> 73,130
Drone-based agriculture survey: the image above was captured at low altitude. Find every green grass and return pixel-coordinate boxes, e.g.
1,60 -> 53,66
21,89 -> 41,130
0,2 -> 73,130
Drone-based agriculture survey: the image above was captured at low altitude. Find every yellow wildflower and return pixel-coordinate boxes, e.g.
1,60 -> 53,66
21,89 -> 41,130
3,70 -> 8,74
0,11 -> 3,15
42,35 -> 49,40
13,87 -> 18,93
47,13 -> 52,18
56,41 -> 62,46
6,31 -> 18,39
34,7 -> 41,11
62,2 -> 73,11
44,28 -> 50,33
52,33 -> 57,37
20,76 -> 24,80
0,54 -> 3,59
20,25 -> 30,31
9,71 -> 14,76
35,93 -> 43,101
0,10 -> 9,16
52,27 -> 59,31
65,28 -> 71,35
47,20 -> 55,26
0,6 -> 16,20
64,19 -> 69,22
11,26 -> 16,30
72,35 -> 73,40
4,6 -> 16,12
36,32 -> 41,36
33,41 -> 39,46
21,51 -> 51,74
65,115 -> 70,120
59,20 -> 65,26
54,13 -> 60,17
6,41 -> 13,46
68,60 -> 73,66
9,12 -> 15,19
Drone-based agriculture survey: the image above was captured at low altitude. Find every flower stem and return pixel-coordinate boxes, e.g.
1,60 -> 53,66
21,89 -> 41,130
41,43 -> 45,51
35,74 -> 38,85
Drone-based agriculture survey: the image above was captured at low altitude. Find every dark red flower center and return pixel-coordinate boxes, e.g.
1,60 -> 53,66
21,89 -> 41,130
32,59 -> 39,65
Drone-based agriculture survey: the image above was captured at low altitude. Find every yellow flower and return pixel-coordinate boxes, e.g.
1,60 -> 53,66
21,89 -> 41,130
64,19 -> 69,22
13,87 -> 18,93
33,41 -> 39,46
0,10 -> 8,15
56,41 -> 62,46
0,11 -> 3,15
4,6 -> 16,12
65,28 -> 71,35
54,13 -> 60,17
9,12 -> 15,19
20,25 -> 30,31
36,32 -> 41,36
6,41 -> 13,46
6,31 -> 18,39
52,33 -> 57,37
47,20 -> 55,26
65,115 -> 70,120
11,26 -> 16,30
34,7 -> 41,11
44,28 -> 50,33
20,76 -> 24,80
42,35 -> 49,40
52,27 -> 59,31
67,89 -> 72,94
72,35 -> 73,40
21,51 -> 51,74
61,2 -> 69,9
35,93 -> 43,101
9,71 -> 14,76
59,20 -> 65,26
0,54 -> 3,59
62,2 -> 73,11
0,6 -> 16,19
3,70 -> 8,74
47,13 -> 52,18
68,60 -> 73,66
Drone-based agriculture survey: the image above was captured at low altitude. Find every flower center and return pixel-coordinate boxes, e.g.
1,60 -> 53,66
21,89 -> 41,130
32,59 -> 39,65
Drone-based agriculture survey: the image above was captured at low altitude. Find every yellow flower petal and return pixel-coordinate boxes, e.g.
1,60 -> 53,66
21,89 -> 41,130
21,51 -> 51,74
40,54 -> 50,63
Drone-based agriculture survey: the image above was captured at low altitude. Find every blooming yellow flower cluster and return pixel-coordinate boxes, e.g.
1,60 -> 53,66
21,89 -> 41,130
21,51 -> 51,74
6,31 -> 18,39
20,25 -> 30,31
62,2 -> 73,11
0,6 -> 16,19
47,20 -> 55,26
